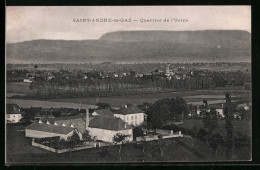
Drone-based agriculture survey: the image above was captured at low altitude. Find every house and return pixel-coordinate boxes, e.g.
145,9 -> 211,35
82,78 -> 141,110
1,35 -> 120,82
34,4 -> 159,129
237,103 -> 250,111
25,122 -> 78,140
113,105 -> 146,127
86,116 -> 133,143
6,104 -> 23,123
25,115 -> 86,140
23,78 -> 33,83
92,109 -> 114,117
47,72 -> 55,81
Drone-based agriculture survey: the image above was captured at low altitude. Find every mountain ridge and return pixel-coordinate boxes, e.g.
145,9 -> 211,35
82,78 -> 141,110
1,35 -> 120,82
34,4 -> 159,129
6,30 -> 251,63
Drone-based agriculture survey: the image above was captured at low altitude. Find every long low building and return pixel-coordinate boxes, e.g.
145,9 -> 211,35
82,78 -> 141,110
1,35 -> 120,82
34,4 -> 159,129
25,122 -> 77,140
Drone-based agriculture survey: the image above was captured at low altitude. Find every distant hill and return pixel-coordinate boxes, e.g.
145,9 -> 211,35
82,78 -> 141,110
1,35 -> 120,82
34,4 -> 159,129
6,30 -> 251,63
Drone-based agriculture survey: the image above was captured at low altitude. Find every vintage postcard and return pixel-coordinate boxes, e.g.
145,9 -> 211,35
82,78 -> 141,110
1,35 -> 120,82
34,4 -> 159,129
5,6 -> 251,164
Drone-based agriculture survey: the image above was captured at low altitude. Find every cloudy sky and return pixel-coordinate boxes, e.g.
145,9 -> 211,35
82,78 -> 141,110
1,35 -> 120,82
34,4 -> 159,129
6,6 -> 251,43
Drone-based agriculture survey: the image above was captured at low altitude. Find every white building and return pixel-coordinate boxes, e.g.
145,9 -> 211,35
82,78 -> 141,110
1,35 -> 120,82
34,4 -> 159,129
25,115 -> 86,140
86,116 -> 133,143
113,105 -> 146,127
6,104 -> 23,123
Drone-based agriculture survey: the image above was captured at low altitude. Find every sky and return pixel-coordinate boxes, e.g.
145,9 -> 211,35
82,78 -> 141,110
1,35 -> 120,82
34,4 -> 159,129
6,6 -> 251,43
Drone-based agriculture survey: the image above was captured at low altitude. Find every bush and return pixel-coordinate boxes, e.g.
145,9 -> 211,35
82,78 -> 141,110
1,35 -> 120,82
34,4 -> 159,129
196,128 -> 208,141
133,127 -> 145,139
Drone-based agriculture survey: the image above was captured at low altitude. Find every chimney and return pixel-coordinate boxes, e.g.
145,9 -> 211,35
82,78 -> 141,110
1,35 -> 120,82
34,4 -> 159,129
86,107 -> 89,128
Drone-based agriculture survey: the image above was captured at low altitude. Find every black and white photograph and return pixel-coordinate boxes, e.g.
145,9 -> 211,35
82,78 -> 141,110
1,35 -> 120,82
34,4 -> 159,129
5,6 -> 251,164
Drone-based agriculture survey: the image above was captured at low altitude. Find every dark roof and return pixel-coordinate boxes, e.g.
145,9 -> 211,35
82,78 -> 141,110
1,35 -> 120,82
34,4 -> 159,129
6,104 -> 23,114
40,115 -> 87,134
116,105 -> 144,115
88,116 -> 133,131
93,109 -> 114,117
25,122 -> 75,135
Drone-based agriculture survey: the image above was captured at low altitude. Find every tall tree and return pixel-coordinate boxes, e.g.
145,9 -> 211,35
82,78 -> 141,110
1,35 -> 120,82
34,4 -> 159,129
203,107 -> 218,134
223,92 -> 234,159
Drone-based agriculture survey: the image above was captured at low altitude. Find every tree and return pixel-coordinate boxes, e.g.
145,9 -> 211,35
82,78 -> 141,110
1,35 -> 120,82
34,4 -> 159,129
146,97 -> 189,129
223,92 -> 234,159
82,130 -> 92,142
112,133 -> 130,153
68,131 -> 80,145
202,108 -> 218,134
67,131 -> 80,157
133,127 -> 145,140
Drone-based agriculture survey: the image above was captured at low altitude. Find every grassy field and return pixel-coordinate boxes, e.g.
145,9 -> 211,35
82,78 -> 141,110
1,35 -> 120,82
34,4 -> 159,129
6,98 -> 98,109
6,82 -> 32,95
6,123 -> 251,164
180,119 -> 252,136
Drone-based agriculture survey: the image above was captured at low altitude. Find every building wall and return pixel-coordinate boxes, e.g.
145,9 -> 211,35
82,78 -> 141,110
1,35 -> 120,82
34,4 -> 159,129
114,113 -> 145,127
25,129 -> 74,140
92,111 -> 99,116
216,108 -> 224,118
87,127 -> 133,143
6,114 -> 22,123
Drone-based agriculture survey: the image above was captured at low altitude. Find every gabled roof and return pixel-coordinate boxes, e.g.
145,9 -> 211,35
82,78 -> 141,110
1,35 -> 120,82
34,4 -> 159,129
93,109 -> 114,117
116,105 -> 144,115
6,104 -> 23,114
40,115 -> 87,134
88,116 -> 133,131
25,122 -> 75,135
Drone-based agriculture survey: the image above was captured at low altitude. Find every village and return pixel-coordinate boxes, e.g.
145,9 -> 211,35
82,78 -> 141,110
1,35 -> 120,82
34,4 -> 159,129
6,61 -> 251,163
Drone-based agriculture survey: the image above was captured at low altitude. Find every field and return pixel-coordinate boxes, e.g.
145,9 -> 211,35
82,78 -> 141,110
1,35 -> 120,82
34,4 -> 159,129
6,81 -> 250,108
6,82 -> 32,95
6,98 -> 98,109
48,88 -> 249,108
180,119 -> 252,136
6,123 -> 251,164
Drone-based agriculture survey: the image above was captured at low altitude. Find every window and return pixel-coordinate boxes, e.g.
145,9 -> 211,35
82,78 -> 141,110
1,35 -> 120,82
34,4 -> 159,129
7,115 -> 10,118
126,116 -> 128,120
135,121 -> 137,125
135,115 -> 137,119
131,116 -> 133,120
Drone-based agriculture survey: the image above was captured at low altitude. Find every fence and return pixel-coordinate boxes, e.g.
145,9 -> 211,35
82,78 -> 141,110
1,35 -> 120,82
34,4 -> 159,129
32,140 -> 110,153
136,135 -> 159,142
